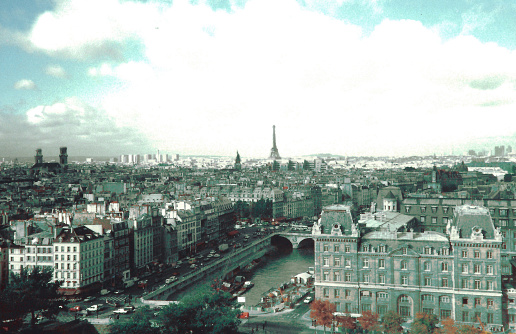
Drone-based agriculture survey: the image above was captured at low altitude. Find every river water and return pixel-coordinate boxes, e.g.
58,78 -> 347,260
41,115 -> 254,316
168,240 -> 315,306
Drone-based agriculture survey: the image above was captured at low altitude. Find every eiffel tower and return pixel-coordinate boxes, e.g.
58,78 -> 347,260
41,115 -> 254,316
269,125 -> 281,160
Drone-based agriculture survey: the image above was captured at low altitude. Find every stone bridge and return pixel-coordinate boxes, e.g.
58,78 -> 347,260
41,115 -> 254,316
276,230 -> 315,248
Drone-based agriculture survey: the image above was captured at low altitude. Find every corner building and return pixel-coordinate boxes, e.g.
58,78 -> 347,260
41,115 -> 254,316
313,204 -> 504,332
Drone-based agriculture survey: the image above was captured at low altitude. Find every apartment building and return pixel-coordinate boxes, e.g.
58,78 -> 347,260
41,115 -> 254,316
54,225 -> 104,295
313,204 -> 504,332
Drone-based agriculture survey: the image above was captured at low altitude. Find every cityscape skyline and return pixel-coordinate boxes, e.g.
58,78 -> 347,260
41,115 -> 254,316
1,0 -> 516,158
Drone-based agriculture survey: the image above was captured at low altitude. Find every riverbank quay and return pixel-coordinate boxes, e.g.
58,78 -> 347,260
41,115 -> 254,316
141,232 -> 280,302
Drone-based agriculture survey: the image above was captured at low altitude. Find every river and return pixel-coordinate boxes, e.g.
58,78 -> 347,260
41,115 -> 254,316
168,238 -> 315,306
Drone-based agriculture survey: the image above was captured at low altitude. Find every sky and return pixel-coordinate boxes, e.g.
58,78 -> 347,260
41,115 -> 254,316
1,0 -> 516,159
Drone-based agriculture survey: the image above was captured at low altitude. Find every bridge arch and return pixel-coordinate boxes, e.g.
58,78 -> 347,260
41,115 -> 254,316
272,232 -> 315,249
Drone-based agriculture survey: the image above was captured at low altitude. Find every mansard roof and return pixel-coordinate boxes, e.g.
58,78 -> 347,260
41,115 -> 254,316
319,204 -> 353,235
453,205 -> 496,239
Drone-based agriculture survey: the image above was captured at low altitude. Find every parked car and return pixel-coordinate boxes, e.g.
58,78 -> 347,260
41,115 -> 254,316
165,276 -> 177,284
137,280 -> 148,288
113,290 -> 124,294
69,306 -> 82,312
83,296 -> 96,302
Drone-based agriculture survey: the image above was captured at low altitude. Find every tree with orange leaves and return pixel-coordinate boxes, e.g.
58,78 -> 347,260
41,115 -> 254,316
359,310 -> 380,333
335,314 -> 356,333
310,299 -> 336,332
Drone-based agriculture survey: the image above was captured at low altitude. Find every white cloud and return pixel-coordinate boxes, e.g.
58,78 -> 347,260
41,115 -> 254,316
45,65 -> 67,78
20,0 -> 516,156
14,79 -> 36,90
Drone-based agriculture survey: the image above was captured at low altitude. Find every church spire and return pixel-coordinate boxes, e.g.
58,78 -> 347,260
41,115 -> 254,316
234,151 -> 241,170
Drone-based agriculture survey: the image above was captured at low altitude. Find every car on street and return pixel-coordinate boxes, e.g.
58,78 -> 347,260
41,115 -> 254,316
83,296 -> 96,302
138,280 -> 148,288
190,264 -> 197,269
303,296 -> 313,304
87,304 -> 103,312
113,308 -> 129,314
113,290 -> 124,294
69,306 -> 82,312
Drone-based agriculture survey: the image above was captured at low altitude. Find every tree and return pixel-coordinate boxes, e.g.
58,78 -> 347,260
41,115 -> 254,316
439,317 -> 457,334
310,299 -> 336,332
381,311 -> 404,334
0,266 -> 63,329
335,314 -> 356,333
110,306 -> 159,334
158,286 -> 241,334
437,317 -> 486,334
411,312 -> 439,334
504,174 -> 513,182
359,311 -> 380,333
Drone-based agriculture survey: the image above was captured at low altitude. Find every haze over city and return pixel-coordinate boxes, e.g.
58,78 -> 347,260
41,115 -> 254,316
2,0 -> 516,158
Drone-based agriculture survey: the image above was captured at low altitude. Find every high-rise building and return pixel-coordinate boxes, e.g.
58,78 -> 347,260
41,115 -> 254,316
35,148 -> 43,164
269,125 -> 281,160
59,147 -> 68,165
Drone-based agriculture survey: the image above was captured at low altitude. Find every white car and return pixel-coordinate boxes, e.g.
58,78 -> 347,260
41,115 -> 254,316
87,304 -> 102,312
303,297 -> 313,304
113,308 -> 128,314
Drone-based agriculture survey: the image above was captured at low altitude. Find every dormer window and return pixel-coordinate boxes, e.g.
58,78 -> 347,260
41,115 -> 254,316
421,207 -> 426,213
402,247 -> 408,255
424,247 -> 432,255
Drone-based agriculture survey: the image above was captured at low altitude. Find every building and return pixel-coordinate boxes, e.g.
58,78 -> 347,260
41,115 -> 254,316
54,225 -> 104,295
313,204 -> 504,332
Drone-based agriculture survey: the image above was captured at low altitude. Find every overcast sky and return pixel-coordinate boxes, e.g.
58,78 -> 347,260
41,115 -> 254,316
1,0 -> 516,159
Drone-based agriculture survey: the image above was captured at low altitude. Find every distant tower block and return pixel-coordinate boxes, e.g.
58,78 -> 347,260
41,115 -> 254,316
269,125 -> 281,160
59,147 -> 68,165
35,148 -> 43,164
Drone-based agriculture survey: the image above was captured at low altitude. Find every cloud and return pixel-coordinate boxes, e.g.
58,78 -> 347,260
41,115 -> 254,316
14,79 -> 37,90
0,97 -> 152,157
45,65 -> 67,78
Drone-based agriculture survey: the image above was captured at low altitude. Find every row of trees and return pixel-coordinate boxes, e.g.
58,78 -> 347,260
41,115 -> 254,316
310,299 -> 490,334
110,286 -> 241,334
0,267 -> 64,331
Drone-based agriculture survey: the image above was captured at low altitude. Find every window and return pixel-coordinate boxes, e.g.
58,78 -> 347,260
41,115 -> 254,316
487,250 -> 493,259
440,296 -> 450,303
323,257 -> 329,266
363,258 -> 369,268
432,206 -> 437,213
379,259 -> 385,269
500,209 -> 508,216
474,280 -> 481,290
462,264 -> 468,274
422,295 -> 433,302
475,298 -> 481,307
334,257 -> 340,266
323,244 -> 329,252
402,247 -> 408,255
487,299 -> 494,308
323,272 -> 329,281
462,250 -> 468,258
334,272 -> 340,281
402,275 -> 408,285
487,281 -> 494,290
363,274 -> 370,283
443,217 -> 448,224
487,313 -> 494,324
400,306 -> 411,317
442,278 -> 449,288
323,288 -> 329,298
474,250 -> 480,258
463,297 -> 469,305
334,245 -> 340,252
462,279 -> 468,289
345,259 -> 351,268
378,292 -> 388,299
441,309 -> 451,319
345,272 -> 351,282
401,260 -> 407,270
462,311 -> 469,322
421,216 -> 426,223
362,244 -> 369,252
424,262 -> 431,271
378,245 -> 385,253
334,289 -> 340,298
379,274 -> 385,284
400,295 -> 410,303
424,247 -> 432,255
405,206 -> 411,213
424,277 -> 432,286
474,264 -> 481,274
345,245 -> 350,253
421,207 -> 427,213
487,265 -> 493,275
443,207 -> 449,213
345,290 -> 350,299
499,219 -> 508,227
432,217 -> 437,224
441,262 -> 448,272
